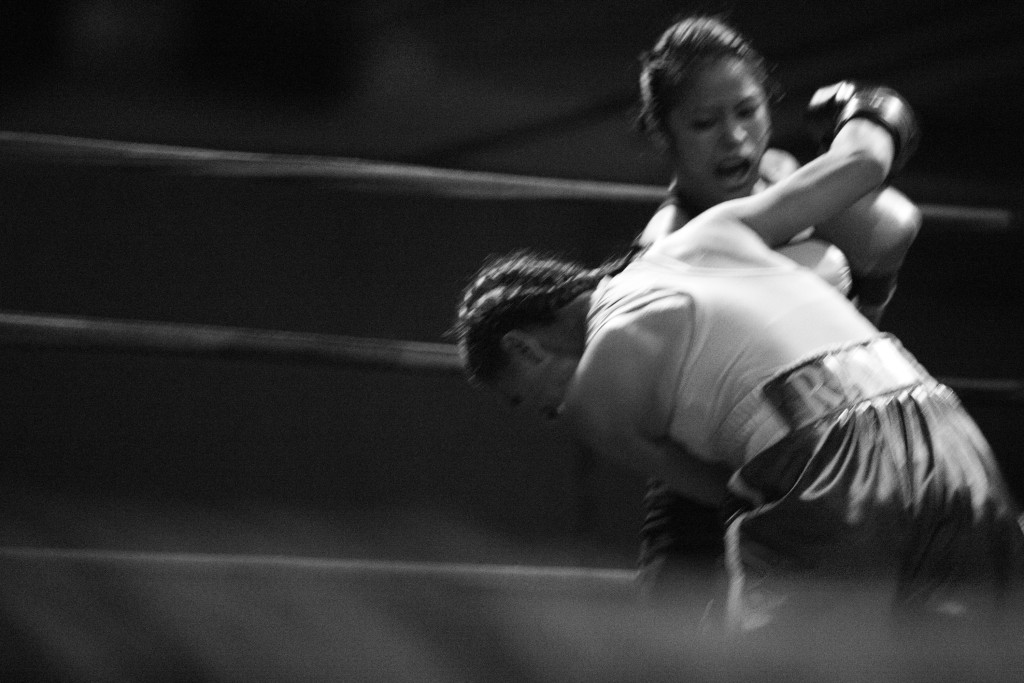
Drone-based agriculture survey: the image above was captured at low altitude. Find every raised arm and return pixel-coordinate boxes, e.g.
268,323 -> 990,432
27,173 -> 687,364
709,83 -> 918,248
805,83 -> 922,322
711,117 -> 897,246
637,148 -> 801,247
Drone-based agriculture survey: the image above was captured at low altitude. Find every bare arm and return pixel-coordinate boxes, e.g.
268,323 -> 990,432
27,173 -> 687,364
799,80 -> 923,290
706,118 -> 895,248
573,382 -> 732,506
565,300 -> 733,507
815,186 -> 921,277
601,433 -> 733,508
637,148 -> 801,247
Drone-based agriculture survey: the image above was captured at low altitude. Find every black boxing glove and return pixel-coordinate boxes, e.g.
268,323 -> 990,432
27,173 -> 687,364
805,81 -> 920,181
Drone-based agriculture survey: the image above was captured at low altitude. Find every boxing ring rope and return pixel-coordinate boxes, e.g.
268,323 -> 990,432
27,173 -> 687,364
1,310 -> 1021,401
0,545 -> 635,589
0,131 -> 664,203
0,130 -> 1017,231
2,133 -> 1022,679
0,130 -> 1018,398
0,311 -> 462,375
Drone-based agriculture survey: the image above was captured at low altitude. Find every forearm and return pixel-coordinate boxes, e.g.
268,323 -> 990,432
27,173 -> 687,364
650,444 -> 733,509
577,416 -> 731,508
723,118 -> 894,248
798,81 -> 922,274
597,433 -> 732,509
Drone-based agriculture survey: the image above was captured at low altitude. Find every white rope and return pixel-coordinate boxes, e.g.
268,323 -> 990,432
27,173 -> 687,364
0,310 -> 463,374
0,546 -> 637,587
0,130 -> 665,203
0,130 -> 1016,231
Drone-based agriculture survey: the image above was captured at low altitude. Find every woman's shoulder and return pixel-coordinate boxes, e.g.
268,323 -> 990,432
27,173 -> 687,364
572,289 -> 694,419
646,207 -> 785,268
638,201 -> 689,247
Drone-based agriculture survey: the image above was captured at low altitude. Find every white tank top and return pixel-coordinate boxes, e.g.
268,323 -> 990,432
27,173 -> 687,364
574,220 -> 877,467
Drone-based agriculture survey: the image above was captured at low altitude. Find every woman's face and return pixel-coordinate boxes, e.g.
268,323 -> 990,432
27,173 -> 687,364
492,333 -> 580,422
665,57 -> 772,211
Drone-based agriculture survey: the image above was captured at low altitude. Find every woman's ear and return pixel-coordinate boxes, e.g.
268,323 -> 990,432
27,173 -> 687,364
501,330 -> 546,365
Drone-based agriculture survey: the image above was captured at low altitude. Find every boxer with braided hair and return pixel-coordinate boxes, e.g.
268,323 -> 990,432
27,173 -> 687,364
452,105 -> 1024,634
457,251 -> 629,388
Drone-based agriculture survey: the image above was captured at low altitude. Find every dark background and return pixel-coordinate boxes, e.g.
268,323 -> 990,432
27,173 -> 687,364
2,0 -> 1020,201
0,0 -> 1021,568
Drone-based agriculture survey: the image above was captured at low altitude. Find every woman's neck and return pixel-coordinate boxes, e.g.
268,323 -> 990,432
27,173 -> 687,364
543,291 -> 593,356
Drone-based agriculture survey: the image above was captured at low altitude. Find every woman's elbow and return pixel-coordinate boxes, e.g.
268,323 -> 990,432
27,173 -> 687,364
852,147 -> 892,190
897,201 -> 923,249
833,118 -> 897,188
878,189 -> 923,270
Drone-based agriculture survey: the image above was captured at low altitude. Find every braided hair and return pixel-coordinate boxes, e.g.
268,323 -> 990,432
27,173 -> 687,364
452,249 -> 636,385
637,15 -> 778,149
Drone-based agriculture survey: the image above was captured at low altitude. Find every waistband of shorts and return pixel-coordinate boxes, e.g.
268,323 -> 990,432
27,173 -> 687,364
714,334 -> 932,464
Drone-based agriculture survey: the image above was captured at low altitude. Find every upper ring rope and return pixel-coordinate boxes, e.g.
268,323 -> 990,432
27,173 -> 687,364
0,130 -> 1016,231
0,131 -> 663,203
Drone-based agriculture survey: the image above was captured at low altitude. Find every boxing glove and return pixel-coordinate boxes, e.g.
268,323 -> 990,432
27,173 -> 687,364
805,81 -> 920,181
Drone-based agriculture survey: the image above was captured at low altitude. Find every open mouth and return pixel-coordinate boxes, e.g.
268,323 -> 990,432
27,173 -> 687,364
715,158 -> 753,185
